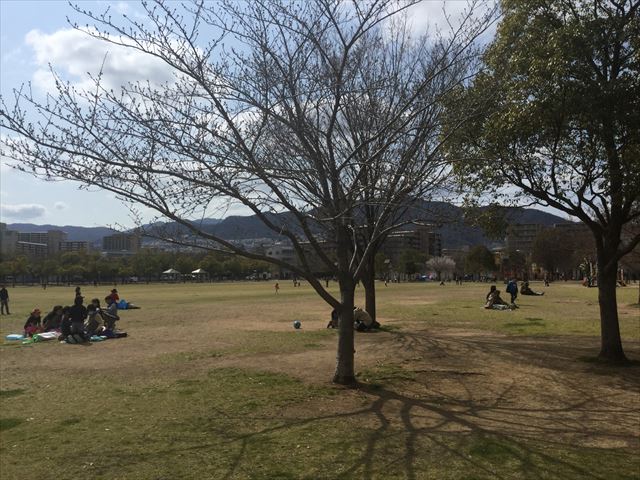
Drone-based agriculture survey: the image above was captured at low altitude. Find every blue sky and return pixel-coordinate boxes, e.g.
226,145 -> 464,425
0,1 -> 164,228
1,0 -> 499,228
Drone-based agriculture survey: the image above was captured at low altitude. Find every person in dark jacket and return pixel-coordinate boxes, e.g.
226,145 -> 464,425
59,306 -> 72,338
506,279 -> 519,305
327,309 -> 340,329
0,285 -> 9,315
520,281 -> 545,296
69,296 -> 88,338
42,305 -> 64,331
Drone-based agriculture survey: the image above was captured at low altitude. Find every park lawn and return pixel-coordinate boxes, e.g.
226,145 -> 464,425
378,281 -> 640,338
1,281 -> 639,479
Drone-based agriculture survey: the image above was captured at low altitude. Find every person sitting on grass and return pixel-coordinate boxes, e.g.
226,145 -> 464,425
68,296 -> 88,341
108,288 -> 119,303
327,309 -> 340,329
520,281 -> 544,296
354,307 -> 381,331
23,308 -> 42,337
103,296 -> 120,331
484,286 -> 514,310
85,303 -> 105,337
59,306 -> 72,340
354,307 -> 372,331
42,305 -> 63,331
327,307 -> 380,330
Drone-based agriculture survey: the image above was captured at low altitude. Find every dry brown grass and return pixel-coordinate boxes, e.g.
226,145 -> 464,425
1,281 -> 638,479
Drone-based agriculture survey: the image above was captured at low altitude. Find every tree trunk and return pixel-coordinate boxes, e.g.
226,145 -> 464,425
333,279 -> 356,385
596,254 -> 627,362
333,224 -> 357,385
362,256 -> 377,322
363,275 -> 376,323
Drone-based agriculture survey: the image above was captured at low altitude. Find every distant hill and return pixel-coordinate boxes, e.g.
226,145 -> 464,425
8,205 -> 570,249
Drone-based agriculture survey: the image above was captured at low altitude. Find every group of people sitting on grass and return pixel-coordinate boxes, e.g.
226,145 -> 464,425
23,288 -> 125,343
484,285 -> 516,310
327,307 -> 381,331
484,280 -> 545,310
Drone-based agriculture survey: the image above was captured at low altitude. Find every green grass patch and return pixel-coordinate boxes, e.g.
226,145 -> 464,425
358,362 -> 417,387
159,349 -> 225,364
158,330 -> 331,365
439,433 -> 640,480
0,367 -> 336,479
0,418 -> 24,431
232,330 -> 332,355
0,389 -> 25,398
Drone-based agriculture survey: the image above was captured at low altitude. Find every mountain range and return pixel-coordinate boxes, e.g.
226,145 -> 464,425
8,203 -> 570,249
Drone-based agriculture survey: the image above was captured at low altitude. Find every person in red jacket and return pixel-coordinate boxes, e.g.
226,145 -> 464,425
108,288 -> 120,303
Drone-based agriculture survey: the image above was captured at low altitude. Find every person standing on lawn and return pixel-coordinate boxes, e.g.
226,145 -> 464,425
506,279 -> 519,306
0,285 -> 9,315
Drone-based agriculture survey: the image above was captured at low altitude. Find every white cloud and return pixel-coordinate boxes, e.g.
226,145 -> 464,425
0,150 -> 23,178
1,203 -> 46,220
113,2 -> 130,15
25,28 -> 177,93
54,201 -> 68,211
402,1 -> 498,41
406,1 -> 469,33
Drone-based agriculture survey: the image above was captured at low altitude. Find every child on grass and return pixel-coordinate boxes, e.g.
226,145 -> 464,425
23,308 -> 42,337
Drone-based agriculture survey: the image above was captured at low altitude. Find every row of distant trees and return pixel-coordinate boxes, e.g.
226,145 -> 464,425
4,233 -> 621,286
393,226 -> 638,282
0,248 -> 487,285
0,250 -> 272,286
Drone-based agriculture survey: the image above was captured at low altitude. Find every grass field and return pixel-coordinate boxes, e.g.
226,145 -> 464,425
1,280 -> 639,479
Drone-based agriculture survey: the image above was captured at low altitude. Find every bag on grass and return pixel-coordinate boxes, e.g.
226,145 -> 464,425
66,334 -> 87,344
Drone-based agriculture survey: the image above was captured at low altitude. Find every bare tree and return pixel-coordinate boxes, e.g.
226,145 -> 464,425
1,0 -> 493,383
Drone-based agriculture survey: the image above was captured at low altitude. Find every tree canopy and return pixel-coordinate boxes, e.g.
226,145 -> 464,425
445,0 -> 640,361
464,245 -> 495,276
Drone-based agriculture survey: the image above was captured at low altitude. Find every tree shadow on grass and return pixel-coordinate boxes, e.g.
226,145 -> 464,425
348,330 -> 638,479
76,330 -> 639,479
387,329 -> 640,388
209,330 -> 639,479
207,377 -> 638,479
352,378 -> 637,479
